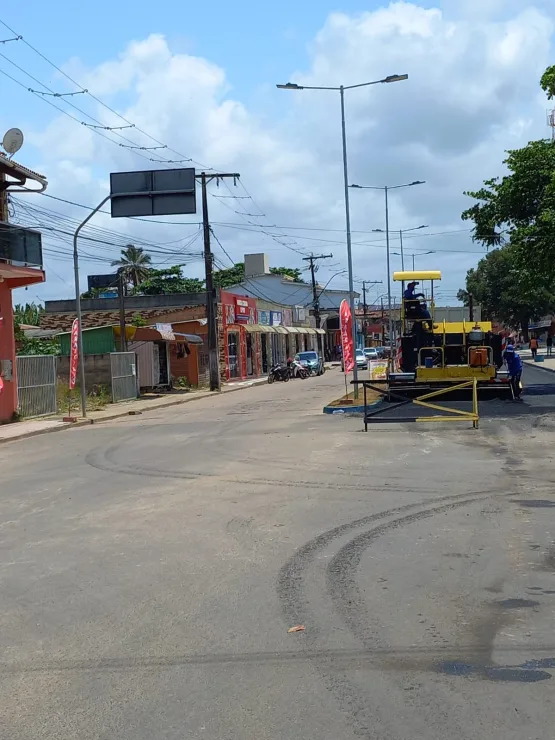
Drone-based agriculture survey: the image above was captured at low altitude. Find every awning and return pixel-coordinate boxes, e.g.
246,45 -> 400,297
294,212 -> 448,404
305,328 -> 317,334
274,326 -> 288,334
315,328 -> 326,335
244,324 -> 276,333
285,326 -> 299,333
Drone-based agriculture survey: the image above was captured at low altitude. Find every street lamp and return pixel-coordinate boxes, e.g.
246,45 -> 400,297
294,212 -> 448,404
277,73 -> 408,393
374,224 -> 428,270
350,181 -> 425,354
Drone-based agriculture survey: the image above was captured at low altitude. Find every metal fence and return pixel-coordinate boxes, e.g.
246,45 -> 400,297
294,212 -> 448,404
16,355 -> 57,418
110,352 -> 138,403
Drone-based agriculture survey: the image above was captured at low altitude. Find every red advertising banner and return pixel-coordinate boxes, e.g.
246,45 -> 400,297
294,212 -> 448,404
69,318 -> 79,390
340,299 -> 354,373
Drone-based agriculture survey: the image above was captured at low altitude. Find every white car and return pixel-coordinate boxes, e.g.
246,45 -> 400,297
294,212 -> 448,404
363,347 -> 379,361
343,348 -> 368,371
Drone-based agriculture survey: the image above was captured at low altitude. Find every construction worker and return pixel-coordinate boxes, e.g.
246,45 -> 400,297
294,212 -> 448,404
403,281 -> 430,320
503,344 -> 523,400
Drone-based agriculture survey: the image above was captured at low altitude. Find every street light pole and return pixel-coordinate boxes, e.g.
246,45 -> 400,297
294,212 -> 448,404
73,194 -> 111,418
339,85 -> 358,384
350,181 -> 425,357
276,73 -> 408,396
384,186 -> 393,352
399,229 -> 405,271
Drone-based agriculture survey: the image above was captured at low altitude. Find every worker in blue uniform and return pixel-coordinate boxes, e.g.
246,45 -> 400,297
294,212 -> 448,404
404,281 -> 431,321
503,344 -> 523,399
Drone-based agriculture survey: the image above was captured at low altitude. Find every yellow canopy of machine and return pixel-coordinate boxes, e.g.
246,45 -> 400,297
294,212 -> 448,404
393,270 -> 442,282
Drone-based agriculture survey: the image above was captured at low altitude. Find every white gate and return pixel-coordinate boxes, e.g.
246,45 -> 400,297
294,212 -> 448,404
110,352 -> 138,403
16,355 -> 57,418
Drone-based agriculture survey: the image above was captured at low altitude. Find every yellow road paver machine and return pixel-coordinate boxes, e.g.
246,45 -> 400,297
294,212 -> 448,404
389,270 -> 511,397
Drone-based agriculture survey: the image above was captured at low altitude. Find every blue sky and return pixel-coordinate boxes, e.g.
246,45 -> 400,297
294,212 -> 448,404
2,1 -> 554,304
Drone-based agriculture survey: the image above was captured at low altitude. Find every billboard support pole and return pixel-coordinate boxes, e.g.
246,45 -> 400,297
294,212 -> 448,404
73,195 -> 110,418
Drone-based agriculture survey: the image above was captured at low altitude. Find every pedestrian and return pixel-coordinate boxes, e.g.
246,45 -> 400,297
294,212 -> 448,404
529,335 -> 539,360
503,344 -> 523,400
547,334 -> 553,357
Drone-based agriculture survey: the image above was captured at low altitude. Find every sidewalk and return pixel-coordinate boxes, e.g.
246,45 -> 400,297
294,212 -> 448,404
521,348 -> 555,373
0,377 -> 268,445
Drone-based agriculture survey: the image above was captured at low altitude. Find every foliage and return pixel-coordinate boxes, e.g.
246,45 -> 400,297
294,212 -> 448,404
270,266 -> 304,282
212,263 -> 305,288
459,245 -> 555,337
540,65 -> 555,100
57,381 -> 110,414
133,265 -> 205,295
213,262 -> 245,288
130,313 -> 147,327
14,322 -> 60,356
460,68 -> 555,332
111,244 -> 152,288
13,302 -> 43,326
173,375 -> 192,390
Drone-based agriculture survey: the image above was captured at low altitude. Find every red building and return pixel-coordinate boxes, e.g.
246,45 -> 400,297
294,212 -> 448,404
220,290 -> 261,380
0,156 -> 47,422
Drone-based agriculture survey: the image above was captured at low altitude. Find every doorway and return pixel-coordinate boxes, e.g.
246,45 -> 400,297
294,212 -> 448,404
227,332 -> 239,378
246,332 -> 254,376
261,334 -> 268,373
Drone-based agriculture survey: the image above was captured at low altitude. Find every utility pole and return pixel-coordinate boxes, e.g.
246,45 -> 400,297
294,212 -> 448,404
302,253 -> 333,357
118,271 -> 127,352
199,171 -> 240,392
468,292 -> 474,323
361,280 -> 382,346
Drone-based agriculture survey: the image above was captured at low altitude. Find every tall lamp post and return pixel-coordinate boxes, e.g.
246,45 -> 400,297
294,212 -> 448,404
277,73 -> 408,393
350,181 -> 425,354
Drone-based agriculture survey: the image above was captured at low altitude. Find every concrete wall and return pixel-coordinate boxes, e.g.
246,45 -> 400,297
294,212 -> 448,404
57,354 -> 112,388
45,292 -> 209,314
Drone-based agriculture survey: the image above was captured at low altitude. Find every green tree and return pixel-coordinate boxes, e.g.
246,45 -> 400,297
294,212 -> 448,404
459,245 -> 555,338
213,262 -> 245,288
270,266 -> 304,282
111,245 -> 152,288
14,323 -> 59,355
133,265 -> 205,295
13,302 -> 43,326
540,65 -> 555,99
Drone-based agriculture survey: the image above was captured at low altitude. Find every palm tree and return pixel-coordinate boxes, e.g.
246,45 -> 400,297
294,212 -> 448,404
111,245 -> 152,288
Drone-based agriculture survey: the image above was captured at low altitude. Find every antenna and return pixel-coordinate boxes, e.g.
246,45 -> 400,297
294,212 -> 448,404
2,127 -> 24,158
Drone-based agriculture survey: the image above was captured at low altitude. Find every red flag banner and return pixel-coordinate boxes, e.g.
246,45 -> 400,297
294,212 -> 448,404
69,318 -> 79,390
340,299 -> 354,373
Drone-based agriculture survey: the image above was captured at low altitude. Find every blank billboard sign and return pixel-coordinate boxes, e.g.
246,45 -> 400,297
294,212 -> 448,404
110,168 -> 196,218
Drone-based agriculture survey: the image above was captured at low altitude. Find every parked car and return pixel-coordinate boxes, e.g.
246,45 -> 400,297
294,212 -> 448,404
342,348 -> 368,371
363,347 -> 379,361
295,351 -> 325,376
374,346 -> 386,358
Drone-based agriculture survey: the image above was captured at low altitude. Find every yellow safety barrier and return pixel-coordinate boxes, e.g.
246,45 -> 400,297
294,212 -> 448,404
357,377 -> 480,431
412,378 -> 479,428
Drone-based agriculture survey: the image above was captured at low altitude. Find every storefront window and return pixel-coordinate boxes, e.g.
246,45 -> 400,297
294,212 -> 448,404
246,333 -> 254,376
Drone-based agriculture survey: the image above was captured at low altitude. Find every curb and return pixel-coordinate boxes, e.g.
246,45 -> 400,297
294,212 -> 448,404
523,360 -> 555,375
323,400 -> 381,415
0,378 -> 269,445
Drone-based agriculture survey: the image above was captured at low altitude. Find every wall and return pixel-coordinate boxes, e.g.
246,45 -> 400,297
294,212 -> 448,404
0,282 -> 16,422
59,326 -> 115,356
57,353 -> 112,388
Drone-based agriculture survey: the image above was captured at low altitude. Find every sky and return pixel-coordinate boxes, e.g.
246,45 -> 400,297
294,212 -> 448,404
2,0 -> 554,307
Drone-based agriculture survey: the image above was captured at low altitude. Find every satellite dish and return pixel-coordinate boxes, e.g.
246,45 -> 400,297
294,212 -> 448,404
2,128 -> 24,157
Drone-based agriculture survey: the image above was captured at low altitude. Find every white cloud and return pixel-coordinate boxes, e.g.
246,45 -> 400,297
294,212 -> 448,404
9,1 -> 555,304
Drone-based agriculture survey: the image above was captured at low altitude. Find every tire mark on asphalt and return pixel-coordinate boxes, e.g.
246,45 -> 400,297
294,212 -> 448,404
276,492 -> 494,740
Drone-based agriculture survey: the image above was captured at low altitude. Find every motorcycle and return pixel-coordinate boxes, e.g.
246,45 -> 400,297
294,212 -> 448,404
267,363 -> 290,383
288,359 -> 309,379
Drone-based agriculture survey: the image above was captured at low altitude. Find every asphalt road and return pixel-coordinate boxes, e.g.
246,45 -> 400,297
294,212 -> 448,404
1,366 -> 554,739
